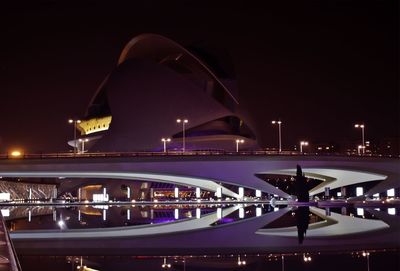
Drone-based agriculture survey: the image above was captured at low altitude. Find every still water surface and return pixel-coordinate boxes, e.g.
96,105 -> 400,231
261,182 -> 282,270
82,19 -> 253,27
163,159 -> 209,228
2,204 -> 399,271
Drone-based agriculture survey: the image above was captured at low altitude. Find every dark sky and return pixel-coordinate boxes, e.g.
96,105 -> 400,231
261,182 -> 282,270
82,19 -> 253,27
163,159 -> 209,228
0,0 -> 398,153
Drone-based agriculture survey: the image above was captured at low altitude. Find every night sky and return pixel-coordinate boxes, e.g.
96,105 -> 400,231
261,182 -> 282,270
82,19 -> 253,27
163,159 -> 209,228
0,1 -> 398,153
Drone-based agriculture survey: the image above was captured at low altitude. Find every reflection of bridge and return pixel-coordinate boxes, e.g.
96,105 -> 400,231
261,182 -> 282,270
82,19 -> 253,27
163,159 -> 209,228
0,154 -> 398,199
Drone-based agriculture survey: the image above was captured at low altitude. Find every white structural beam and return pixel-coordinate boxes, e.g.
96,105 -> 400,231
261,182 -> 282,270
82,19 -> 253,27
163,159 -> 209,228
0,171 -> 240,199
259,168 -> 387,196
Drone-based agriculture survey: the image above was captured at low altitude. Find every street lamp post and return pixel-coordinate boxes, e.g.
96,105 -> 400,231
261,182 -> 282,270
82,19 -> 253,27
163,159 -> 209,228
68,119 -> 81,154
354,124 -> 365,154
236,139 -> 244,152
271,120 -> 282,152
176,119 -> 188,152
300,141 -> 308,153
78,138 -> 89,154
161,138 -> 171,153
357,145 -> 364,155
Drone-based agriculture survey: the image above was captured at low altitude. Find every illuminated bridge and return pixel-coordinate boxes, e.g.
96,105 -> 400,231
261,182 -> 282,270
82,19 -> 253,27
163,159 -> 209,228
0,152 -> 398,200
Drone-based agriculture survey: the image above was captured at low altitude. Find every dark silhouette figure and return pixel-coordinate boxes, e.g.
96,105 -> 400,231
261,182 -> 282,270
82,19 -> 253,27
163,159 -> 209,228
294,165 -> 309,202
296,206 -> 310,244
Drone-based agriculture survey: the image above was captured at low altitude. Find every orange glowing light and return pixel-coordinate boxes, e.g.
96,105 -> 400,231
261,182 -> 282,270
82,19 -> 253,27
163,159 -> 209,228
10,150 -> 22,157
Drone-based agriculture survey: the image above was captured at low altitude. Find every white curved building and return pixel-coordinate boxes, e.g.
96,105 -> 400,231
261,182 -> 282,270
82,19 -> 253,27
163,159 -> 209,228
70,33 -> 259,152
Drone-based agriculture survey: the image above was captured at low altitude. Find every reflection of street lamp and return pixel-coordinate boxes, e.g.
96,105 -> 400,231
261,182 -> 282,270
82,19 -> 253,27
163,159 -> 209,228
161,138 -> 171,153
362,251 -> 370,271
303,254 -> 312,262
236,139 -> 244,152
300,141 -> 308,153
78,138 -> 89,153
237,255 -> 246,266
354,124 -> 365,154
271,120 -> 282,152
176,119 -> 188,152
161,257 -> 171,269
68,119 -> 81,154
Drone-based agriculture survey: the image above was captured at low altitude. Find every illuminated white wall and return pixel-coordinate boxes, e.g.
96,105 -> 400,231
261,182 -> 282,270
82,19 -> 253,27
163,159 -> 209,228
93,193 -> 109,202
0,193 -> 10,201
356,187 -> 364,197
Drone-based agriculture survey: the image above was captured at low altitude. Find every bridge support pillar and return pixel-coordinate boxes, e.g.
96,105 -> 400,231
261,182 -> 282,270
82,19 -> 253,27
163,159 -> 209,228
341,186 -> 347,197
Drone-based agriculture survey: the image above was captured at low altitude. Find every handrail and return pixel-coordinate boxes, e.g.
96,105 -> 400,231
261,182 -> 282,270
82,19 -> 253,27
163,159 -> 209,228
0,150 -> 398,160
0,212 -> 22,271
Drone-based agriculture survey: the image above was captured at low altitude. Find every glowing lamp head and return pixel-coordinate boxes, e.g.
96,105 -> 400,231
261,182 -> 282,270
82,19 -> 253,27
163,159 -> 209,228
69,119 -> 81,124
57,220 -> 65,228
10,150 -> 22,157
176,119 -> 188,124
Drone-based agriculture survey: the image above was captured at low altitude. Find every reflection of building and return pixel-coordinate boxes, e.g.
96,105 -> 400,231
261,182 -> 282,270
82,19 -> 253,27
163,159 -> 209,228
68,33 -> 258,152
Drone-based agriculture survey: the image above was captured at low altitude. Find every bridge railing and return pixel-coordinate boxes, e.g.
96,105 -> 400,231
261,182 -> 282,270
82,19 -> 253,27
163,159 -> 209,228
0,150 -> 398,160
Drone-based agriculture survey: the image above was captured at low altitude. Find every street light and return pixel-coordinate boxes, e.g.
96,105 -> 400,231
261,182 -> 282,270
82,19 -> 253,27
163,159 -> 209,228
68,119 -> 81,154
236,139 -> 244,152
300,141 -> 308,153
271,120 -> 282,152
161,138 -> 171,153
357,145 -> 364,155
354,124 -> 365,155
176,119 -> 188,152
78,138 -> 89,154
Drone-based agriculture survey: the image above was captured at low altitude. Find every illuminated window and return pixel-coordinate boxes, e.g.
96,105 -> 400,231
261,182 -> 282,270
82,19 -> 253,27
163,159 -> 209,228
387,188 -> 395,197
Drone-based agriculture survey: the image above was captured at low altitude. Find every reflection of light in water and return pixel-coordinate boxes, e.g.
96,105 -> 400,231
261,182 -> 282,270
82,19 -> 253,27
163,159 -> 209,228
103,209 -> 106,221
357,208 -> 364,216
217,208 -> 222,219
238,187 -> 244,198
28,210 -> 31,222
388,208 -> 396,215
0,209 -> 10,217
196,208 -> 201,219
78,210 -> 81,221
256,207 -> 262,217
239,208 -> 244,219
174,209 -> 179,219
127,209 -> 130,220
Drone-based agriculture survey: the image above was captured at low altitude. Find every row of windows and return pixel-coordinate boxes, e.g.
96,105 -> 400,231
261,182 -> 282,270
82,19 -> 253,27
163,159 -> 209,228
86,123 -> 108,131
